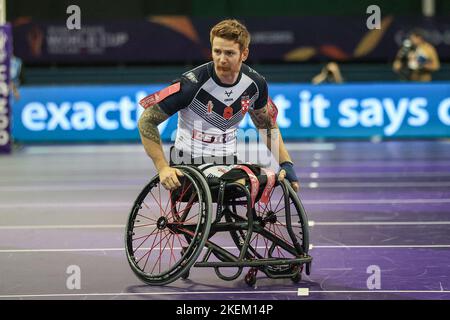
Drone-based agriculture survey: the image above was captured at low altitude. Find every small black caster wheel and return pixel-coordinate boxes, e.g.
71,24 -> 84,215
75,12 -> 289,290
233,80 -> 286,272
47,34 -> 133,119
181,269 -> 190,279
306,262 -> 312,275
290,265 -> 302,283
245,273 -> 256,286
291,272 -> 302,283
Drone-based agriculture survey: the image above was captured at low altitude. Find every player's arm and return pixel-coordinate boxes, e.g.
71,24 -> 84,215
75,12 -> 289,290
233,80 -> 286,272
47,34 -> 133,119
392,48 -> 404,72
138,104 -> 170,171
249,99 -> 300,191
138,81 -> 187,190
138,104 -> 182,190
327,62 -> 344,83
422,45 -> 440,72
312,70 -> 327,85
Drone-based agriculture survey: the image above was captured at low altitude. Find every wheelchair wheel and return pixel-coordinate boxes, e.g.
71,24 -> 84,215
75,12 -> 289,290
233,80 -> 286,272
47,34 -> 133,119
125,167 -> 212,285
228,180 -> 310,276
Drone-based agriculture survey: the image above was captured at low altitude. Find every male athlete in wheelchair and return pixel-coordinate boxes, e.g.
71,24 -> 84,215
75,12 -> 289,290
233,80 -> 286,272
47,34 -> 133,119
125,19 -> 312,286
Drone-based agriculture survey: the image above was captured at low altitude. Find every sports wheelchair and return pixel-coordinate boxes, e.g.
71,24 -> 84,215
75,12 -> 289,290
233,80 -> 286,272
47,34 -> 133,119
125,164 -> 312,286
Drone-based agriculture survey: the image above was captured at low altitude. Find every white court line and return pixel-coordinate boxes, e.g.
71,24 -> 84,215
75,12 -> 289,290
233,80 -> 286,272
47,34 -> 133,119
309,245 -> 450,249
304,161 -> 450,167
22,143 -> 336,155
3,171 -> 450,184
0,289 -> 449,299
304,199 -> 450,204
2,181 -> 450,192
304,172 -> 450,178
307,182 -> 450,188
0,225 -> 125,230
3,181 -> 450,192
1,220 -> 450,230
1,198 -> 450,209
1,244 -> 449,253
308,221 -> 450,226
0,185 -> 142,192
309,290 -> 450,293
0,202 -> 132,208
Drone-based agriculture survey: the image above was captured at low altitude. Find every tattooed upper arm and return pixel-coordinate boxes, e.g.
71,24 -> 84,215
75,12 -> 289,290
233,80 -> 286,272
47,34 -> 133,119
138,104 -> 169,143
249,103 -> 277,129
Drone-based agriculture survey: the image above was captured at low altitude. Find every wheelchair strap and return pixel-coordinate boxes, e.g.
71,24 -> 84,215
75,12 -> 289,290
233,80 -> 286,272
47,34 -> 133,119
233,165 -> 259,208
214,180 -> 227,223
260,168 -> 276,205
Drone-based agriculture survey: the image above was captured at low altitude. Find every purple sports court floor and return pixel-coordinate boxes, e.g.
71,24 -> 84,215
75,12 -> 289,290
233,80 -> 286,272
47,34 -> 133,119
0,140 -> 449,300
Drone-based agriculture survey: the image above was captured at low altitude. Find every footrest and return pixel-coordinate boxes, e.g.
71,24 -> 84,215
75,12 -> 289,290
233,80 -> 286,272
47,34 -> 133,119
194,255 -> 312,268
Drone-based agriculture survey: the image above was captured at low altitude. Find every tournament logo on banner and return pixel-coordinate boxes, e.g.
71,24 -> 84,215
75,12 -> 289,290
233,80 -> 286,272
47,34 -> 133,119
0,23 -> 12,154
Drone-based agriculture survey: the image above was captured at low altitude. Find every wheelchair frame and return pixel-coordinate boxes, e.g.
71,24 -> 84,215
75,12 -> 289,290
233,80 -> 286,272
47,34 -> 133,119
125,164 -> 312,286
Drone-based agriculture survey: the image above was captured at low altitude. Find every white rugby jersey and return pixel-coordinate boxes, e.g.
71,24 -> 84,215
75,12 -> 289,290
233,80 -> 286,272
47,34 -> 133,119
159,62 -> 268,157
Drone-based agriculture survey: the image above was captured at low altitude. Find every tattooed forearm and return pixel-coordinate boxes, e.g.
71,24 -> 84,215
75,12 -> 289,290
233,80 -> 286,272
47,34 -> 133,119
137,104 -> 169,144
249,107 -> 275,130
250,103 -> 278,149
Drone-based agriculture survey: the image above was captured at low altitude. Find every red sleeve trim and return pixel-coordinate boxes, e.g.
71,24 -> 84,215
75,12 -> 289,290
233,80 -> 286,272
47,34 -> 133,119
139,82 -> 181,109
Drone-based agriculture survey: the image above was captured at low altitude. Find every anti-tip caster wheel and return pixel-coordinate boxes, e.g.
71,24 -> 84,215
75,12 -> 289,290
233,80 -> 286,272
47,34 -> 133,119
291,272 -> 302,283
245,273 -> 256,286
306,262 -> 312,275
181,270 -> 190,279
291,265 -> 302,283
244,268 -> 257,286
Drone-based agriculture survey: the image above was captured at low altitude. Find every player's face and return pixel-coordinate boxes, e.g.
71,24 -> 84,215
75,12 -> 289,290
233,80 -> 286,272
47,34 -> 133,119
410,34 -> 422,47
212,37 -> 249,82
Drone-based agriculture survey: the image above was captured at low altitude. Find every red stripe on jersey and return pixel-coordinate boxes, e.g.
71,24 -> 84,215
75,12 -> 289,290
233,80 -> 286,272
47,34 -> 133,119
139,82 -> 181,109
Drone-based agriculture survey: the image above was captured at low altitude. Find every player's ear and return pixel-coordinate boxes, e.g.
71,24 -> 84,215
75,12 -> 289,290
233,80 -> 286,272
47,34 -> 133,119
241,47 -> 249,61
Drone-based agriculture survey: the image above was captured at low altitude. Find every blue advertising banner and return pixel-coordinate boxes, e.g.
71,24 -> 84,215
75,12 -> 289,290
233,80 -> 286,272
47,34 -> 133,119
0,23 -> 12,154
11,82 -> 450,143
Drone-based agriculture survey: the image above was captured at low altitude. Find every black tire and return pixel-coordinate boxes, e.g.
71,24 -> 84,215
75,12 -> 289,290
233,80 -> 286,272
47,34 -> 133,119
228,180 -> 310,276
125,167 -> 212,285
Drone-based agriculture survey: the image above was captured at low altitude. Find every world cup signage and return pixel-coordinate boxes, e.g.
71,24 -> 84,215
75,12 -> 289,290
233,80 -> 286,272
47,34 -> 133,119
0,23 -> 11,154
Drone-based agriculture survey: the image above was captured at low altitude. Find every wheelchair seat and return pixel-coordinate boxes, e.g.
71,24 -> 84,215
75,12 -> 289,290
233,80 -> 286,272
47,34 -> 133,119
183,164 -> 274,204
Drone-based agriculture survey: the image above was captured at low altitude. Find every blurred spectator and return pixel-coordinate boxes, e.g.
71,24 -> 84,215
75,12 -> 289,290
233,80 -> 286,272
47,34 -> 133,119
393,28 -> 440,82
10,55 -> 23,100
312,62 -> 344,84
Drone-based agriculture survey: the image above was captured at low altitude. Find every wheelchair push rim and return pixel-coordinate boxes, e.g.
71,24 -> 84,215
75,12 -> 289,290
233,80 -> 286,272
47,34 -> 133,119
227,179 -> 309,274
125,168 -> 212,285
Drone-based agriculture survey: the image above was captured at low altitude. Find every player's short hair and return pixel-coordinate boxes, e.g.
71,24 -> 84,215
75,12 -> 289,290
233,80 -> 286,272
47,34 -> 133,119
210,19 -> 250,52
410,28 -> 426,40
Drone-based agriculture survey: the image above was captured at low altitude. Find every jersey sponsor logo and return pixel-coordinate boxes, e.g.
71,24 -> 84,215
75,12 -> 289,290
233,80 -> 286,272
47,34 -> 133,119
224,98 -> 233,102
241,95 -> 250,115
223,106 -> 233,120
139,82 -> 181,109
192,129 -> 236,144
224,90 -> 233,97
184,72 -> 198,83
